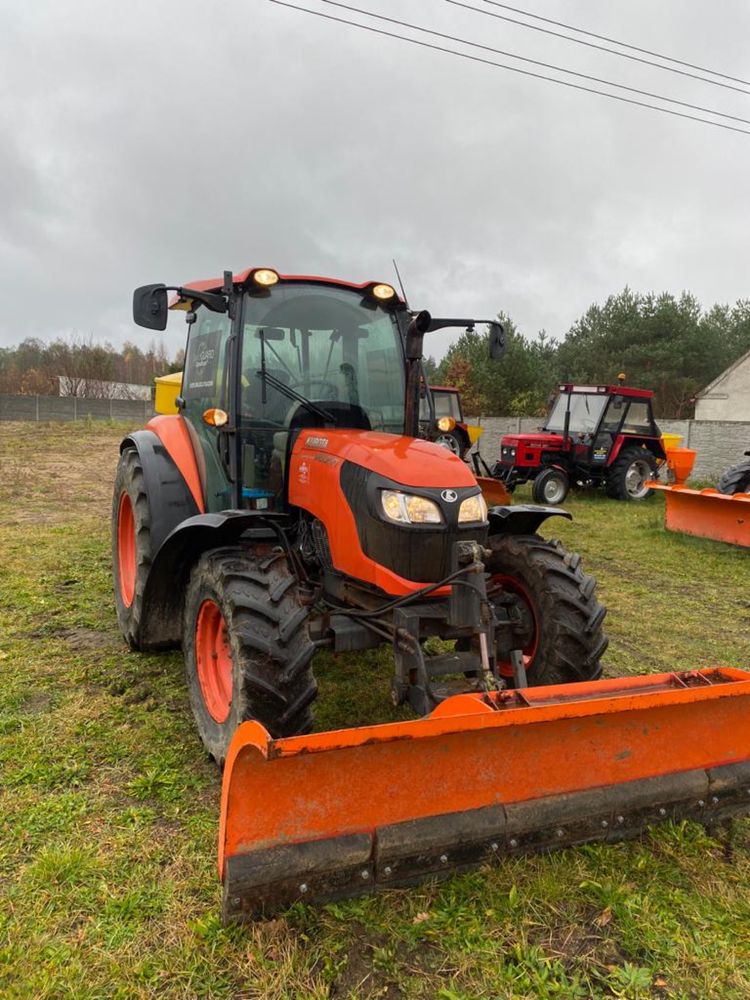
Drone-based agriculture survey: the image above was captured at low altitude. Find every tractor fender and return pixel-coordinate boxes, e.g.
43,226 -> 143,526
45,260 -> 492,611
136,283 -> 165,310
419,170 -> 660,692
608,435 -> 666,465
138,511 -> 281,647
119,428 -> 202,554
487,504 -> 572,536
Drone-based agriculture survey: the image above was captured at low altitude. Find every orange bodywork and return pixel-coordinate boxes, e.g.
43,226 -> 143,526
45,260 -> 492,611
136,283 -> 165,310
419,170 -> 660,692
146,415 -> 205,513
219,668 -> 750,917
650,483 -> 750,547
288,429 -> 480,595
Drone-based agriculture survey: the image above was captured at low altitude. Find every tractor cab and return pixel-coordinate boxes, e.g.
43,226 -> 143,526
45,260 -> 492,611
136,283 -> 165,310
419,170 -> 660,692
495,382 -> 665,504
172,272 -> 410,512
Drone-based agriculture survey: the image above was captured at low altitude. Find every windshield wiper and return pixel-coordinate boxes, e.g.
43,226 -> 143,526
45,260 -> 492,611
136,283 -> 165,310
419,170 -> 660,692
256,369 -> 335,424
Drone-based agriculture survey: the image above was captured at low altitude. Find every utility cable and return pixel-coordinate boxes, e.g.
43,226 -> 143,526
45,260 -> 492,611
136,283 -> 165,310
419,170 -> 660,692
478,0 -> 750,89
312,0 -> 750,127
268,0 -> 750,137
465,0 -> 750,97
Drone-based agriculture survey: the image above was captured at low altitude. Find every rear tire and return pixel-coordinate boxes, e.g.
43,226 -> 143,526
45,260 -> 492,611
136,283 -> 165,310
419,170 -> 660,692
717,459 -> 750,495
605,447 -> 657,501
532,467 -> 569,505
183,545 -> 317,764
485,533 -> 608,686
112,447 -> 153,650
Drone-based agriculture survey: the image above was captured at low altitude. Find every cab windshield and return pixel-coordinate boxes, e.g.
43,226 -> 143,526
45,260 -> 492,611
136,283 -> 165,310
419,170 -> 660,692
545,392 -> 607,435
240,284 -> 405,433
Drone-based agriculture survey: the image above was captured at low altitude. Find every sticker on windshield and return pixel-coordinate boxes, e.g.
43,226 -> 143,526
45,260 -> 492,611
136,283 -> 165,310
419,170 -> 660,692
184,330 -> 221,397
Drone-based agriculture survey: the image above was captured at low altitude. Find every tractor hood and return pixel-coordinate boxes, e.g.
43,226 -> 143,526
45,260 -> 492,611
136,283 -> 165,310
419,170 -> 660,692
291,428 -> 479,489
501,432 -> 564,448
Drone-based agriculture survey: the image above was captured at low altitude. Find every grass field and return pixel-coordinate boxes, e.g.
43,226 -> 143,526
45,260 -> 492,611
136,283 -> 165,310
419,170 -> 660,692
1,420 -> 749,999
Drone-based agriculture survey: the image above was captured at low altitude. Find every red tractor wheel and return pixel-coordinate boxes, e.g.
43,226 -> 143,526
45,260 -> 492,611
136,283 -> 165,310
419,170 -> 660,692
112,448 -> 154,649
484,533 -> 607,686
183,546 -> 318,764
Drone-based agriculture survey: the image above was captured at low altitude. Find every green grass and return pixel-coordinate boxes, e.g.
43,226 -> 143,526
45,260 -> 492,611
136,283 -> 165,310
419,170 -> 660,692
1,422 -> 749,998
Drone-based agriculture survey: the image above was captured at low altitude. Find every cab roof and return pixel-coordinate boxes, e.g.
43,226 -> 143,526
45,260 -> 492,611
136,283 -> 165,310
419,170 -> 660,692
559,384 -> 654,400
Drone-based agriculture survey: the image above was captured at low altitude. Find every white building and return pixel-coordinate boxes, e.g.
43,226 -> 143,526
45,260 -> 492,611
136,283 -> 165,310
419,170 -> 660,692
694,349 -> 750,421
57,376 -> 152,401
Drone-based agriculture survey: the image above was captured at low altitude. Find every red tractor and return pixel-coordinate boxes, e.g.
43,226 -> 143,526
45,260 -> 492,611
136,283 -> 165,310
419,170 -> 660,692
493,381 -> 666,504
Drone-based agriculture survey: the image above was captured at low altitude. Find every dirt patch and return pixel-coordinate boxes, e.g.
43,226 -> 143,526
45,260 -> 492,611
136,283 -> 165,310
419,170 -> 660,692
60,627 -> 115,652
20,690 -> 53,714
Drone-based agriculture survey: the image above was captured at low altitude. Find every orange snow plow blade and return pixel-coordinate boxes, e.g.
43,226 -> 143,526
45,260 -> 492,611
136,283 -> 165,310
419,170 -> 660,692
219,669 -> 750,922
650,483 -> 750,547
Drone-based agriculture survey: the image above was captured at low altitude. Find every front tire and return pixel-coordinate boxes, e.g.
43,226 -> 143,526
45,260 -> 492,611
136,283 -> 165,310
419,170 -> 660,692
605,447 -> 657,501
532,467 -> 569,505
717,459 -> 750,495
112,447 -> 153,649
485,533 -> 608,686
183,546 -> 317,764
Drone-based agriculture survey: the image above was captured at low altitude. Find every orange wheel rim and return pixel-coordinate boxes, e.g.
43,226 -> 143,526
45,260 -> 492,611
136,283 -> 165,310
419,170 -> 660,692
489,574 -> 539,678
117,491 -> 136,608
195,600 -> 233,723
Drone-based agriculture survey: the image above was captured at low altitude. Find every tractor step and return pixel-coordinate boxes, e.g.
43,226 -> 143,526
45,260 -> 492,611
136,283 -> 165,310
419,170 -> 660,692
219,667 -> 750,922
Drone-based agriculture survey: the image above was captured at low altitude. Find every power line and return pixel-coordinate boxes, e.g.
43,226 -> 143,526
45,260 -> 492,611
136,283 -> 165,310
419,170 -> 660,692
268,0 -> 750,137
458,0 -> 750,97
312,0 -> 750,127
478,0 -> 750,89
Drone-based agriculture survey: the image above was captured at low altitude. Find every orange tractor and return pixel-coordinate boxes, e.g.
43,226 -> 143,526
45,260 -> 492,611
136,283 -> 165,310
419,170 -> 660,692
115,266 -> 750,921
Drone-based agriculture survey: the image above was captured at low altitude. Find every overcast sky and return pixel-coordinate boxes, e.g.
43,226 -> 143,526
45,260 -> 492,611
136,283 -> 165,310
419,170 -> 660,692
1,0 -> 748,360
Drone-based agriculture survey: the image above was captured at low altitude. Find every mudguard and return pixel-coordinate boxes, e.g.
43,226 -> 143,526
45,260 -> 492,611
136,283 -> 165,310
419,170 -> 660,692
488,504 -> 572,536
120,429 -> 201,554
138,511 -> 283,646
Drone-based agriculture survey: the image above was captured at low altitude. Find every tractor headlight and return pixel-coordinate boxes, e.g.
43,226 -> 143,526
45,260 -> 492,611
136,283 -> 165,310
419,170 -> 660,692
458,494 -> 488,523
372,283 -> 396,301
436,416 -> 456,432
381,490 -> 443,524
252,268 -> 279,287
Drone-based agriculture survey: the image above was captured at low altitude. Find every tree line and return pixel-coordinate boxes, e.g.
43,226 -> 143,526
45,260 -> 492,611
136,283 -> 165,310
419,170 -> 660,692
2,288 -> 749,415
428,288 -> 750,418
0,337 -> 184,398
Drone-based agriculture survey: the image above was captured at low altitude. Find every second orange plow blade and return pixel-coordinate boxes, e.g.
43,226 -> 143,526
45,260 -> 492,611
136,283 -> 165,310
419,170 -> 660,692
220,669 -> 750,922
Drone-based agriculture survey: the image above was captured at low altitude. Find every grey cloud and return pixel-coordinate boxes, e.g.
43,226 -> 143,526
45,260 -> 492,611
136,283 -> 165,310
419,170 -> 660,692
0,0 -> 748,361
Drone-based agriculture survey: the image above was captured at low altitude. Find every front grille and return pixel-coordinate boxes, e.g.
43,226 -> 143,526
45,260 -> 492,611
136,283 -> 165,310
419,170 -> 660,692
339,462 -> 487,584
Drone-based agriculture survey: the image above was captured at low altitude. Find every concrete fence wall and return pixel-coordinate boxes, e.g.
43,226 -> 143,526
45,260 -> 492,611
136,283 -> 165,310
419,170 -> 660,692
0,393 -> 154,424
466,416 -> 750,480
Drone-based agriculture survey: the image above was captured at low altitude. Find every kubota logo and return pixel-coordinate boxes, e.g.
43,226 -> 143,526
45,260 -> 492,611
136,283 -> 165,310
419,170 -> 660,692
441,489 -> 458,503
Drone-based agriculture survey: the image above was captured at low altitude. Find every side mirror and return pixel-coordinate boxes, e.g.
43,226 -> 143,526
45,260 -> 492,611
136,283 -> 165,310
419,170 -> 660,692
488,321 -> 506,360
133,284 -> 168,330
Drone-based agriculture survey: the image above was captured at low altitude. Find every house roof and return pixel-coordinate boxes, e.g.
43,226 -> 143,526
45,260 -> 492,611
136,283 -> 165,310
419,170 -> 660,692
696,347 -> 750,398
